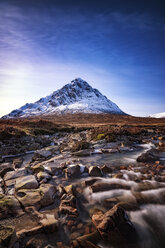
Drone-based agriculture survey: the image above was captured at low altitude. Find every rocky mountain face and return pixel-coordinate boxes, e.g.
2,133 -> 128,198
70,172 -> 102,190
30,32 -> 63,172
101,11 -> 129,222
2,78 -> 125,118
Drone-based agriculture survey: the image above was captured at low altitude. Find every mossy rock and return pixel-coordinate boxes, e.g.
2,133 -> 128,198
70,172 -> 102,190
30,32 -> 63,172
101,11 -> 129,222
0,195 -> 23,219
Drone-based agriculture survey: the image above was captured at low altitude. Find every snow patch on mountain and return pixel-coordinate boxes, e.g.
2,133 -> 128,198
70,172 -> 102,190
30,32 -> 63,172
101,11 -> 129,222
150,112 -> 165,118
2,78 -> 125,118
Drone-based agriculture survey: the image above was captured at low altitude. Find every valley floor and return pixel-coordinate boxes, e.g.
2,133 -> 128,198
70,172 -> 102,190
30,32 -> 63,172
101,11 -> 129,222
0,114 -> 165,248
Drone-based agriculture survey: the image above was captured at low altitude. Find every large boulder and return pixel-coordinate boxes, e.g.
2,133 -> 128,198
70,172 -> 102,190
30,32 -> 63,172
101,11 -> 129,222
15,175 -> 38,191
40,184 -> 56,207
16,189 -> 41,210
92,205 -> 137,244
88,166 -> 102,177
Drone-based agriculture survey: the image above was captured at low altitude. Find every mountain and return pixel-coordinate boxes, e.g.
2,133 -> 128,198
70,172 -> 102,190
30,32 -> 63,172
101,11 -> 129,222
2,78 -> 125,118
150,112 -> 165,118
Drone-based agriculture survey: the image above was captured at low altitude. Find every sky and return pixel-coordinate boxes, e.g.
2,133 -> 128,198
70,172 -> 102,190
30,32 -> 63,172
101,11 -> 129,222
0,0 -> 165,117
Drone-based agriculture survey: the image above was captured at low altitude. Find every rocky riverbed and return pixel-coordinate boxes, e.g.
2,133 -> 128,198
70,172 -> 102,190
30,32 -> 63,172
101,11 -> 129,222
0,126 -> 165,248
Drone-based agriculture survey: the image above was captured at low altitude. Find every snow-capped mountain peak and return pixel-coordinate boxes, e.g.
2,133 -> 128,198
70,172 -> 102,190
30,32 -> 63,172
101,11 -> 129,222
2,78 -> 125,118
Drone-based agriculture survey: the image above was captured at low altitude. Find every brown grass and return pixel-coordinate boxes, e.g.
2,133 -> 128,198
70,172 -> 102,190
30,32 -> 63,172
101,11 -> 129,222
0,113 -> 165,139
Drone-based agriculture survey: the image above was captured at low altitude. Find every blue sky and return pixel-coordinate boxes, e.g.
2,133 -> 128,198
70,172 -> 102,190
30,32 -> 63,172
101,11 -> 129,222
0,0 -> 165,117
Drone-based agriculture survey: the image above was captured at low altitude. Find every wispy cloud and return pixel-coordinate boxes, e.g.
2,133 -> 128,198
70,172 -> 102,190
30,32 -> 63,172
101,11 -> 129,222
0,1 -> 164,117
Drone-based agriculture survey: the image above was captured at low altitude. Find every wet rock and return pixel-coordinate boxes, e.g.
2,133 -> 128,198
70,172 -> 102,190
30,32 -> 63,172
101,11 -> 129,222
91,181 -> 130,193
0,195 -> 23,219
88,166 -> 102,177
40,184 -> 56,207
158,141 -> 165,151
71,231 -> 100,248
0,225 -> 17,248
65,164 -> 87,178
15,175 -> 38,191
104,195 -> 139,211
101,165 -> 112,175
113,173 -> 123,179
134,180 -> 165,192
71,239 -> 100,248
92,205 -> 137,244
73,149 -> 91,157
137,150 -> 159,162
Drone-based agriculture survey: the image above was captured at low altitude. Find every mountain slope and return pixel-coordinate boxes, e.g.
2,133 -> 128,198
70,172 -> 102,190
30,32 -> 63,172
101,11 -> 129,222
2,78 -> 125,118
150,112 -> 165,118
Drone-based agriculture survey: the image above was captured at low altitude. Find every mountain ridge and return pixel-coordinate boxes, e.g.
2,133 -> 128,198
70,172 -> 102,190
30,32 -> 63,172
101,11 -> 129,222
2,78 -> 126,118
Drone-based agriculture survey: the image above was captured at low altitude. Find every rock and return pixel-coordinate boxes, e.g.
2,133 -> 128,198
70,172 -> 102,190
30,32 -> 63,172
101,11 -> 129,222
40,184 -> 56,207
65,164 -> 83,178
73,149 -> 91,157
104,195 -> 139,211
32,149 -> 52,161
88,166 -> 102,177
158,141 -> 165,151
16,189 -> 41,210
101,165 -> 112,175
31,164 -> 44,174
92,205 -> 137,244
137,150 -> 159,162
0,225 -> 17,248
37,171 -> 51,181
71,240 -> 100,248
4,168 -> 29,181
24,233 -> 48,248
15,175 -> 38,191
91,181 -> 130,193
12,158 -> 23,169
71,231 -> 100,248
40,214 -> 58,233
0,167 -> 14,179
0,195 -> 23,219
59,193 -> 78,217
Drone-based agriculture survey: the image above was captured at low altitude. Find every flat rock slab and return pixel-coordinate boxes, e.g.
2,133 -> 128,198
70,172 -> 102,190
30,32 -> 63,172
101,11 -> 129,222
4,168 -> 29,181
15,175 -> 38,191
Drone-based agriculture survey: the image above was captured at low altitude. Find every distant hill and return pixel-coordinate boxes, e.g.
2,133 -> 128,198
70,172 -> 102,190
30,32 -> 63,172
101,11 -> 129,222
149,112 -> 165,118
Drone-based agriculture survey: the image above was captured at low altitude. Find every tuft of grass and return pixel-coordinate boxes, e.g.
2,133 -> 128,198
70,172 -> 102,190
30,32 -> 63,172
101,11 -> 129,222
96,133 -> 106,140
